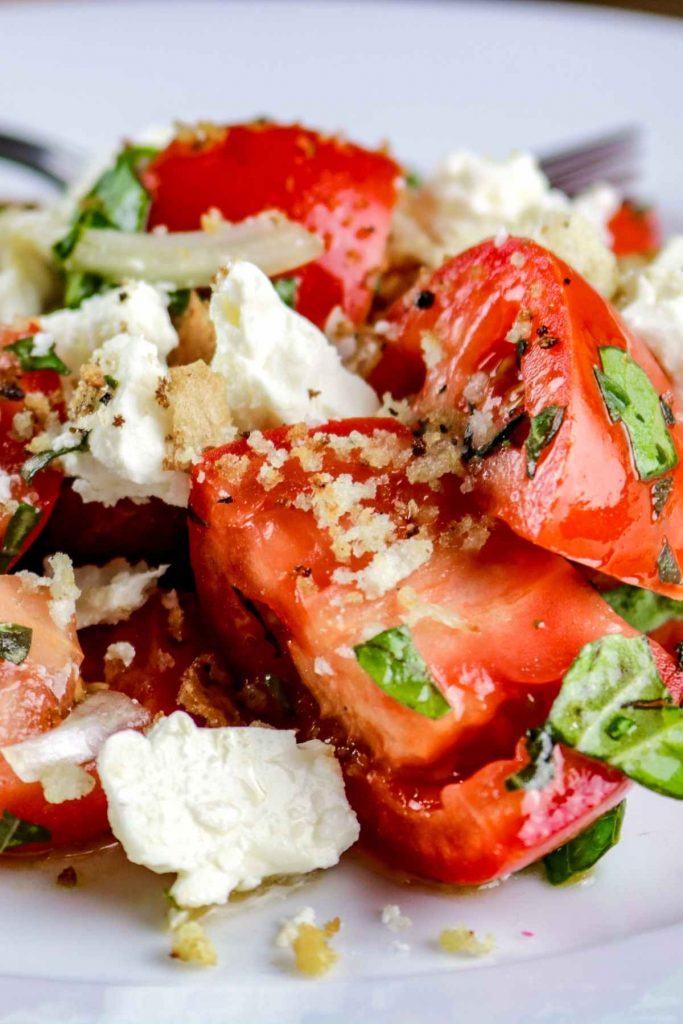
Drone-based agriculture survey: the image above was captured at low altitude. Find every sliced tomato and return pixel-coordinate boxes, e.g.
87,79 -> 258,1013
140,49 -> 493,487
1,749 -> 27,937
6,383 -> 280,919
345,743 -> 628,886
372,238 -> 683,598
189,418 -> 645,775
608,200 -> 661,258
142,121 -> 401,327
0,325 -> 64,569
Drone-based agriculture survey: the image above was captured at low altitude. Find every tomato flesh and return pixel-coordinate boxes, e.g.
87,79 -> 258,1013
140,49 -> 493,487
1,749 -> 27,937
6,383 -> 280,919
608,200 -> 661,257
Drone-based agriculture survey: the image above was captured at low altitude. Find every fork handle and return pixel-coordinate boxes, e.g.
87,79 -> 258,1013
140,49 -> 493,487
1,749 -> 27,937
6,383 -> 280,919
0,131 -> 81,188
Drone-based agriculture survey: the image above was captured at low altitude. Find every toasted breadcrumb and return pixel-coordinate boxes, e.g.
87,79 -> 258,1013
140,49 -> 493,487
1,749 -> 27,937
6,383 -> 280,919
177,653 -> 241,727
166,361 -> 234,470
170,920 -> 218,967
438,927 -> 495,957
168,291 -> 217,367
292,919 -> 341,977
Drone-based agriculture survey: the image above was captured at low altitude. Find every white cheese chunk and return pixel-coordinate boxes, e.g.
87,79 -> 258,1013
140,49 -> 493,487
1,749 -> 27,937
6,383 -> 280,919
210,260 -> 379,430
40,282 -> 178,374
97,712 -> 360,908
74,558 -> 167,628
620,237 -> 683,389
48,332 -> 189,507
0,209 -> 60,321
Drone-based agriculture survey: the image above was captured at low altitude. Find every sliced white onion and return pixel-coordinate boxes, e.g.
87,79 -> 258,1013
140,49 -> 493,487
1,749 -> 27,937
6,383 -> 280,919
66,211 -> 324,286
1,691 -> 150,803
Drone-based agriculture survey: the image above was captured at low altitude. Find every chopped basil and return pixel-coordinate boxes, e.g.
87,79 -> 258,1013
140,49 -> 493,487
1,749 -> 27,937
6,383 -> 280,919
63,270 -> 106,310
658,540 -> 682,585
602,584 -> 683,632
525,405 -> 565,477
0,502 -> 42,573
272,276 -> 297,309
6,335 -> 69,375
0,809 -> 51,853
406,169 -> 422,189
167,288 -> 191,320
103,374 -> 119,391
543,801 -> 626,885
0,623 -> 32,664
595,346 -> 678,481
548,634 -> 683,798
463,411 -> 527,462
505,727 -> 556,791
21,432 -> 90,483
354,625 -> 450,720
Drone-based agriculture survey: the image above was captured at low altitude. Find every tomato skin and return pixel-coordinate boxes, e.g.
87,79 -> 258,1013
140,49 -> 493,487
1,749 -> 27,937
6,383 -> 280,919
345,744 -> 629,886
143,122 -> 401,327
0,326 -> 63,568
608,200 -> 661,257
372,238 -> 683,598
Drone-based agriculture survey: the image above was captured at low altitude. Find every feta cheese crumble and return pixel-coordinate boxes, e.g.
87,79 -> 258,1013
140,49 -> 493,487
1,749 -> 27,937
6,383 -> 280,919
74,558 -> 168,628
209,260 -> 379,430
380,904 -> 413,933
620,237 -> 683,390
97,712 -> 360,907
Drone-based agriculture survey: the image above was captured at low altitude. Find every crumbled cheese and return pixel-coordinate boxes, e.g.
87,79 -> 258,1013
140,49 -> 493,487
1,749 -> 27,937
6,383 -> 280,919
104,641 -> 136,669
462,372 -> 489,405
332,535 -> 433,599
0,470 -> 19,505
275,906 -> 317,948
0,208 -> 60,321
620,237 -> 683,390
438,927 -> 496,957
380,904 -> 413,933
44,553 -> 79,631
420,331 -> 443,371
314,657 -> 334,677
209,260 -> 379,430
518,208 -> 618,298
44,333 -> 189,507
74,559 -> 168,629
40,282 -> 178,373
170,920 -> 217,967
97,713 -> 360,908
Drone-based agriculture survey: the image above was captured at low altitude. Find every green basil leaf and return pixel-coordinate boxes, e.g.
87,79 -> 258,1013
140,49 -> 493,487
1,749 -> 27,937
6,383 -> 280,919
21,431 -> 90,483
0,623 -> 32,664
0,809 -> 51,853
167,288 -> 191,320
406,169 -> 422,189
272,277 -> 298,309
464,411 -> 527,462
525,405 -> 565,477
505,726 -> 556,791
602,584 -> 683,632
0,502 -> 42,573
103,374 -> 119,391
548,634 -> 683,798
543,801 -> 626,885
595,346 -> 678,481
5,336 -> 69,375
354,625 -> 450,720
63,270 -> 106,310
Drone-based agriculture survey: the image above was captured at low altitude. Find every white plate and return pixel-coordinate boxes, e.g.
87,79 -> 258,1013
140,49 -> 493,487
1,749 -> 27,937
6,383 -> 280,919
2,1 -> 683,1021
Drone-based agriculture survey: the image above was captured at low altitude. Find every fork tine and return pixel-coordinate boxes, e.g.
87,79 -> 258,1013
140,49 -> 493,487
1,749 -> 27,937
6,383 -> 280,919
539,126 -> 641,196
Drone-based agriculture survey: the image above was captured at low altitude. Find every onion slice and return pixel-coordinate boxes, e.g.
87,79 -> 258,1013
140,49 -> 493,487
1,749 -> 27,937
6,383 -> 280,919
66,211 -> 324,286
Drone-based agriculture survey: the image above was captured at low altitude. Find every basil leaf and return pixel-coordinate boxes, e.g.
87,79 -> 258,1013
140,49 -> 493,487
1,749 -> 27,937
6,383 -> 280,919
595,346 -> 678,481
0,623 -> 32,664
21,432 -> 90,483
658,539 -> 682,585
63,270 -> 106,310
103,374 -> 119,391
354,625 -> 450,720
505,727 -> 556,791
543,801 -> 626,885
273,277 -> 297,309
463,411 -> 527,462
406,169 -> 422,189
0,810 -> 51,853
602,584 -> 683,632
5,336 -> 69,375
167,288 -> 191,320
0,502 -> 42,573
525,405 -> 565,477
548,634 -> 683,798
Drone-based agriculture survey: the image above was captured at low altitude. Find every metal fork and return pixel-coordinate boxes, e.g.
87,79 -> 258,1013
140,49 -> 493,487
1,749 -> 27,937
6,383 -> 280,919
0,124 -> 640,195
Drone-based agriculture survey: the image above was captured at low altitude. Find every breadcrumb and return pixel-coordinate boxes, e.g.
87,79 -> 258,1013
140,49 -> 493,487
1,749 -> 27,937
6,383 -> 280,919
292,919 -> 340,977
170,920 -> 218,967
438,927 -> 495,957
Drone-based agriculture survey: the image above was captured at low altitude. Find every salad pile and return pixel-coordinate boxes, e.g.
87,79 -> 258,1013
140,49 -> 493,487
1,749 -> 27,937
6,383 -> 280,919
1,119 -> 683,938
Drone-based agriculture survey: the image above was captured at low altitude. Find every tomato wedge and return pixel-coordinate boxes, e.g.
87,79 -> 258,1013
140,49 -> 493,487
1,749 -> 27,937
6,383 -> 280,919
142,121 -> 401,327
0,325 -> 64,569
608,200 -> 661,258
372,238 -> 683,598
190,418 -> 644,774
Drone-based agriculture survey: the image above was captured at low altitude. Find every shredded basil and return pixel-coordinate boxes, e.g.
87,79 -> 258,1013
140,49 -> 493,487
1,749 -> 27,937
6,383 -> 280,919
0,810 -> 51,853
406,169 -> 422,189
0,623 -> 32,665
525,405 -> 565,477
658,540 -> 682,585
272,277 -> 297,309
63,270 -> 106,310
505,727 -> 556,791
167,288 -> 191,320
463,412 -> 527,462
103,374 -> 119,391
595,346 -> 678,481
354,625 -> 450,720
5,336 -> 69,375
0,502 -> 42,573
543,801 -> 626,885
602,584 -> 683,632
21,432 -> 90,483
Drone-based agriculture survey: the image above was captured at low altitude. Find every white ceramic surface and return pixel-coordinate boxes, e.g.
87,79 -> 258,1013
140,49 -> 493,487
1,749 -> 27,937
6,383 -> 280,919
2,2 -> 683,1021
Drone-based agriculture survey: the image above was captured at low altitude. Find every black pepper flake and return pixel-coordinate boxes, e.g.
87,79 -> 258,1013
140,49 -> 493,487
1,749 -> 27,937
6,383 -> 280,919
217,495 -> 234,504
439,423 -> 448,434
57,865 -> 78,888
405,523 -> 420,538
675,641 -> 683,671
437,384 -> 447,395
99,391 -> 113,406
187,505 -> 208,528
415,289 -> 436,310
660,395 -> 676,427
412,437 -> 427,457
516,339 -> 528,364
652,476 -> 673,519
293,564 -> 312,578
563,277 -> 572,286
0,383 -> 25,401
657,539 -> 682,585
